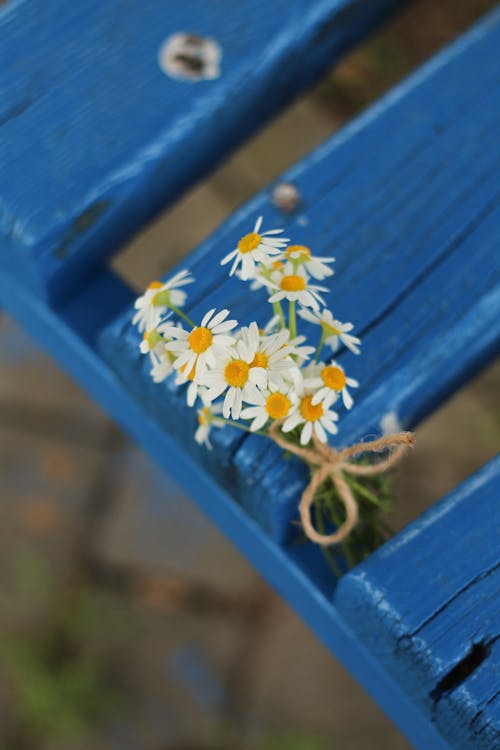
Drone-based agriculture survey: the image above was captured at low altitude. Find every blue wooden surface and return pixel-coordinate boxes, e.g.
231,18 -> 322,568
0,266 -> 453,750
335,456 -> 500,750
0,0 -> 404,302
99,9 -> 500,544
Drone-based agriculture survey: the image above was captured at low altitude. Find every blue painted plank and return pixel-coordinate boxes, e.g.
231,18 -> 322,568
99,10 -> 500,542
334,456 -> 500,750
0,0 -> 405,302
0,265 -> 453,750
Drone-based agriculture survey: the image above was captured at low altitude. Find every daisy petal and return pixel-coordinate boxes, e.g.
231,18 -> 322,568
201,308 -> 216,328
301,421 -> 313,445
221,249 -> 237,266
223,389 -> 234,419
314,421 -> 327,443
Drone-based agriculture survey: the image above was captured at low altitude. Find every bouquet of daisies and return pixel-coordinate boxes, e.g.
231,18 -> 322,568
132,217 -> 412,570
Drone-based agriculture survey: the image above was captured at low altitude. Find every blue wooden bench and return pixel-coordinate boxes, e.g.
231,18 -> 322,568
1,2 -> 499,748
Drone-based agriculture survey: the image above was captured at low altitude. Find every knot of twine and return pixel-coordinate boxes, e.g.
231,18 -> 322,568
269,421 -> 415,546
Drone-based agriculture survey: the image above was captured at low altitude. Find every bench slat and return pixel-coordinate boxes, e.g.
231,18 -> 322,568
0,0 -> 403,301
99,9 -> 500,541
335,456 -> 500,750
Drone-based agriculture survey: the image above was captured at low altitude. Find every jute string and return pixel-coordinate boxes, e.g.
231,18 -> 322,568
269,421 -> 415,546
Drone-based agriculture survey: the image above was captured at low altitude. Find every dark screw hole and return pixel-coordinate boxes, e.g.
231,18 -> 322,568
173,53 -> 205,74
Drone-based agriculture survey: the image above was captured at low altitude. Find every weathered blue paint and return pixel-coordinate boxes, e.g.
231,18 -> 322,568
0,265 -> 453,750
0,0 -> 405,302
335,456 -> 500,750
100,9 -> 500,543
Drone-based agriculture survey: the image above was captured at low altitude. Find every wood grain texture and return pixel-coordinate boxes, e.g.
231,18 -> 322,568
0,0 -> 404,301
100,8 -> 500,544
335,456 -> 500,750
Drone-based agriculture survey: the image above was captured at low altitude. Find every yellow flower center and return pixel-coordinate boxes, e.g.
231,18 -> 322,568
265,392 -> 291,419
188,326 -> 213,353
224,359 -> 250,388
286,245 -> 311,261
272,259 -> 284,270
250,351 -> 269,369
147,280 -> 164,290
321,365 -> 346,391
280,275 -> 306,292
198,407 -> 210,426
238,232 -> 261,254
300,395 -> 323,422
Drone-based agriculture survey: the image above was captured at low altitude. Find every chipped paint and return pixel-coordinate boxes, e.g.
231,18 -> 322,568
158,33 -> 221,82
380,411 -> 401,435
271,182 -> 301,213
53,200 -> 110,260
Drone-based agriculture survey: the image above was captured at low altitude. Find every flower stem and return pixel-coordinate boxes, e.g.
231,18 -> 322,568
288,300 -> 297,339
322,483 -> 358,569
315,501 -> 343,578
273,302 -> 286,330
345,475 -> 384,507
168,304 -> 196,328
314,330 -> 326,362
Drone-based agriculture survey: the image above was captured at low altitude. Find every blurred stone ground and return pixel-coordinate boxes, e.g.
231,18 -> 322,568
1,1 -> 498,749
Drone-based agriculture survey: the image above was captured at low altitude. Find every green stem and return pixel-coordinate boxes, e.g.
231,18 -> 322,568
273,301 -> 286,330
341,539 -> 358,570
168,304 -> 196,328
314,330 -> 327,362
315,501 -> 343,578
345,475 -> 384,508
288,300 -> 297,339
322,481 -> 358,570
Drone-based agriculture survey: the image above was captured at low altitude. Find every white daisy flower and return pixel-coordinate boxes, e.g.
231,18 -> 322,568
265,264 -> 328,311
240,385 -> 298,432
282,378 -> 339,446
139,327 -> 166,364
243,257 -> 286,290
238,322 -> 299,389
132,293 -> 165,334
284,245 -> 335,280
221,216 -> 289,281
163,308 -> 237,381
200,332 -> 267,420
304,361 -> 359,410
139,320 -> 184,377
195,402 -> 224,450
132,270 -> 194,332
297,308 -> 361,354
150,353 -> 175,384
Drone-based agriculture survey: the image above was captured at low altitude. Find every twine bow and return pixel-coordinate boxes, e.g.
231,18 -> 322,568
269,421 -> 415,546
